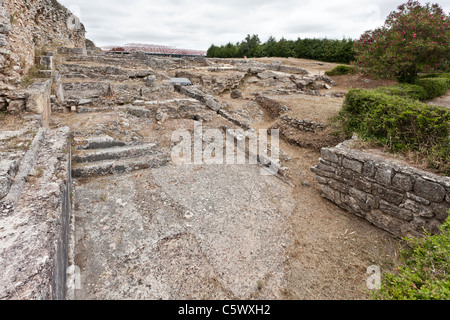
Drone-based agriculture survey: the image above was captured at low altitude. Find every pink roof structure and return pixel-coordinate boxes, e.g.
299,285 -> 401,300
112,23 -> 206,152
102,43 -> 206,56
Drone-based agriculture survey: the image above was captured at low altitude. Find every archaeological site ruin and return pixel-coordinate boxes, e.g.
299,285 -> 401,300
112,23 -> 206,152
0,0 -> 448,300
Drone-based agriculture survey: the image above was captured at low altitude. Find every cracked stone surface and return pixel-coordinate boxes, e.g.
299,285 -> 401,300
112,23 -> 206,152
73,164 -> 295,299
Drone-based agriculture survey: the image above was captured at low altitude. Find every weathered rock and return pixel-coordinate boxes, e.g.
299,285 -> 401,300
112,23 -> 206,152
6,99 -> 25,113
230,89 -> 242,99
26,79 -> 52,126
145,75 -> 156,87
414,178 -> 446,203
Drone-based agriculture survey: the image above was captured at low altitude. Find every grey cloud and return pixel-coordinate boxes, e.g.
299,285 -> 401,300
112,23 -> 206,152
58,0 -> 450,50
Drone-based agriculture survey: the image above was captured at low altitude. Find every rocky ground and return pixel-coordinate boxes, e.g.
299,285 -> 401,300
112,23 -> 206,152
3,52 -> 405,300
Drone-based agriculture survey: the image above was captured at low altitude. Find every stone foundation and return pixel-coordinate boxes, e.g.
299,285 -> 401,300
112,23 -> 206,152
311,142 -> 450,238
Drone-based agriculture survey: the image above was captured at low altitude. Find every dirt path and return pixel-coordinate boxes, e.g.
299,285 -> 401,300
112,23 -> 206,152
427,91 -> 450,109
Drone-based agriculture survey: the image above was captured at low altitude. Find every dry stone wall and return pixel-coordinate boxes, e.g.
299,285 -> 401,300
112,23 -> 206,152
0,0 -> 85,86
311,143 -> 450,238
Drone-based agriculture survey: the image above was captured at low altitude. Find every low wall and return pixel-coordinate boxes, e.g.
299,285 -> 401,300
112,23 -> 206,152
311,143 -> 450,238
254,95 -> 289,118
279,115 -> 325,133
0,127 -> 72,300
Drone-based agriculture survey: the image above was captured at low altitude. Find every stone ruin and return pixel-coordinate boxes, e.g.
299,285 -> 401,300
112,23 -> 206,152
0,0 -> 448,301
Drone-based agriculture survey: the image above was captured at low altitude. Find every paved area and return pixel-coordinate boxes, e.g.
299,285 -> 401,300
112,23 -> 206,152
73,164 -> 295,299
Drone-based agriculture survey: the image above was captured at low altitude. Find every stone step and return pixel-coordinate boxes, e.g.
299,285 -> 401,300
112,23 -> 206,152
73,143 -> 158,164
71,153 -> 169,178
62,81 -> 112,100
57,63 -> 153,81
73,136 -> 126,150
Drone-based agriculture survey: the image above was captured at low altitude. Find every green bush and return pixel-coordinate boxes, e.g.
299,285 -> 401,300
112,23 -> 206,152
339,89 -> 450,175
325,65 -> 358,76
375,83 -> 428,101
415,78 -> 449,100
418,73 -> 450,80
373,215 -> 450,300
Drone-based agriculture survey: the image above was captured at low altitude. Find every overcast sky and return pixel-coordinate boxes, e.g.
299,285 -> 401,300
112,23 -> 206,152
58,0 -> 450,51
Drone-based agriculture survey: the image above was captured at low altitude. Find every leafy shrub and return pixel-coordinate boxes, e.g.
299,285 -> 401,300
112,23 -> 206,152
325,65 -> 358,76
373,215 -> 450,300
339,89 -> 450,175
415,78 -> 449,100
375,83 -> 428,101
419,73 -> 450,80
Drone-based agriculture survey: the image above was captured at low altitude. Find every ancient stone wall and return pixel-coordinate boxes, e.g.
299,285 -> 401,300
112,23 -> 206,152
311,143 -> 450,238
278,115 -> 325,133
0,0 -> 85,86
254,95 -> 289,118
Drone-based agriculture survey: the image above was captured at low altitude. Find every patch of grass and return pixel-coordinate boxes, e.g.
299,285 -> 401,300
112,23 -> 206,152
10,12 -> 16,25
31,167 -> 44,178
20,64 -> 48,88
373,215 -> 450,300
257,281 -> 263,291
325,65 -> 358,76
20,76 -> 34,88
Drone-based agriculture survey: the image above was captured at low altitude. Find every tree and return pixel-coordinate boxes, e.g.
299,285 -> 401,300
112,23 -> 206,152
354,1 -> 450,83
238,34 -> 261,57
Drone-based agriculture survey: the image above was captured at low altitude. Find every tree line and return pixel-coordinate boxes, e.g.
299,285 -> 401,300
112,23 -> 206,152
206,34 -> 355,64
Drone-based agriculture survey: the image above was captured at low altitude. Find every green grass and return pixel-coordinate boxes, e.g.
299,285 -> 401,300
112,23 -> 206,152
373,215 -> 450,300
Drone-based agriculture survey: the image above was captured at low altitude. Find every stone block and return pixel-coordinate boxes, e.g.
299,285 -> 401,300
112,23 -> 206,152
342,157 -> 362,173
380,200 -> 414,222
317,161 -> 336,173
36,56 -> 54,70
362,161 -> 375,177
26,79 -> 52,126
406,192 -> 430,206
230,89 -> 242,99
319,184 -> 342,205
392,173 -> 413,192
375,164 -> 393,187
372,184 -> 404,206
402,200 -> 434,218
414,178 -> 446,203
354,178 -> 372,193
431,202 -> 450,222
321,148 -> 340,164
344,195 -> 368,215
366,210 -> 403,237
314,175 -> 328,185
145,75 -> 156,87
349,187 -> 368,203
329,179 -> 349,194
6,99 -> 25,113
